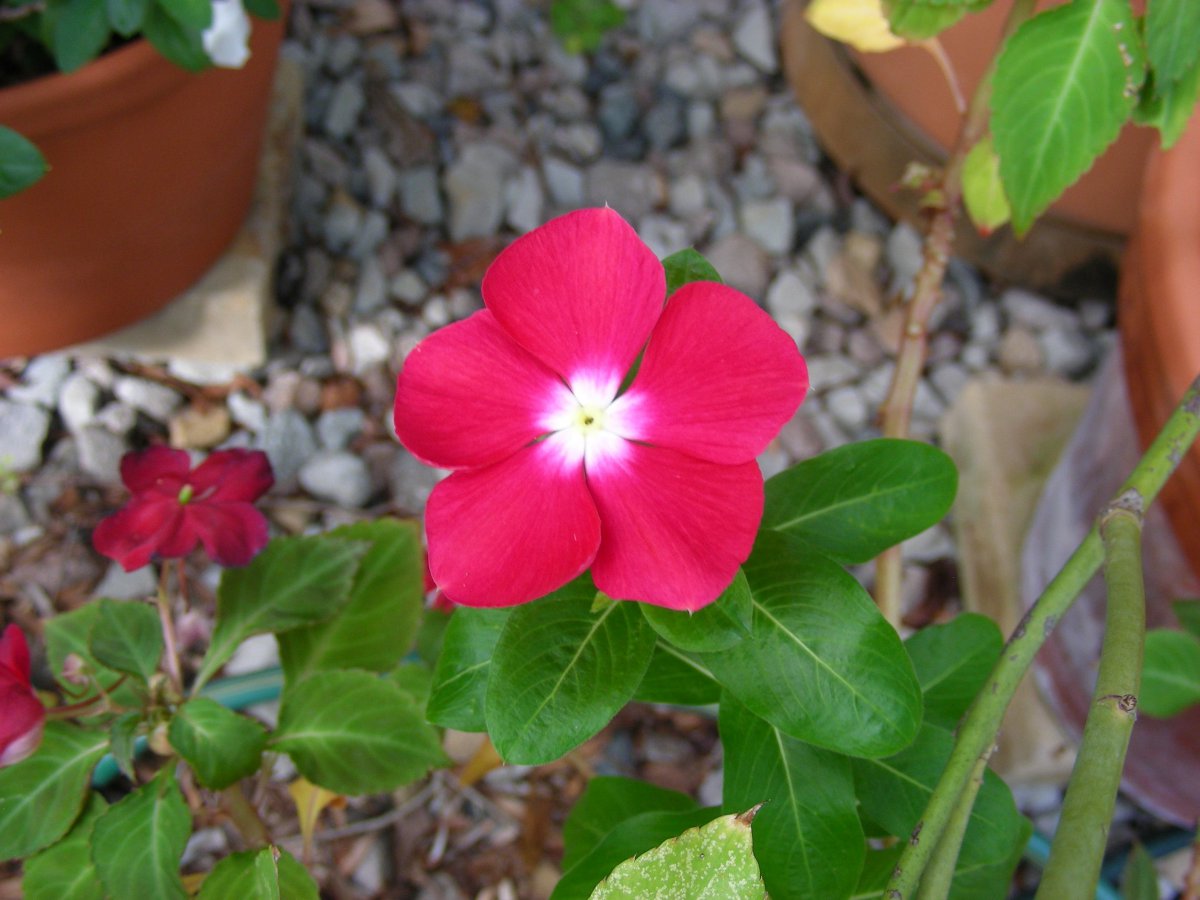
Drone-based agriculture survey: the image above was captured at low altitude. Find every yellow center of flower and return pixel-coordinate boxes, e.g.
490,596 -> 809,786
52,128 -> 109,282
573,405 -> 608,434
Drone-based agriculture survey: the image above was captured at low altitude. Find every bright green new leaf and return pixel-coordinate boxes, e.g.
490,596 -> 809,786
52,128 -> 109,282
272,670 -> 447,795
278,520 -> 425,683
883,0 -> 993,41
699,532 -> 923,758
92,769 -> 191,900
562,776 -> 698,872
905,612 -> 1003,728
106,0 -> 150,35
160,0 -> 212,29
486,578 -> 656,764
633,642 -> 721,706
1174,599 -> 1200,639
720,695 -> 863,900
168,698 -> 268,789
1140,629 -> 1200,717
1134,62 -> 1200,149
762,439 -> 957,564
0,126 -> 47,198
197,846 -> 319,900
143,5 -> 211,71
53,0 -> 111,72
22,794 -> 107,900
1145,0 -> 1200,86
0,723 -> 107,860
589,812 -> 763,899
992,0 -> 1146,235
962,136 -> 1012,235
196,534 -> 368,690
662,248 -> 723,297
640,569 -> 752,653
427,606 -> 511,731
90,599 -> 162,683
1119,843 -> 1160,900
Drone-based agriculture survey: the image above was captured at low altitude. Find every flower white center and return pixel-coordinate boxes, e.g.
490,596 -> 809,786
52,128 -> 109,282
541,376 -> 631,472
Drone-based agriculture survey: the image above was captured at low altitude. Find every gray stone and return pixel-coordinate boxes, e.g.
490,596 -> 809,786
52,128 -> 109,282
95,402 -> 137,436
970,302 -> 1002,344
643,94 -> 687,151
112,376 -> 182,421
598,83 -> 640,143
398,165 -> 445,225
555,122 -> 603,161
1040,327 -> 1095,378
826,385 -> 869,433
636,0 -> 695,43
543,157 -> 585,207
733,1 -> 777,73
740,196 -> 794,255
886,221 -> 924,297
389,448 -> 446,514
703,232 -> 769,298
423,295 -> 451,328
806,355 -> 860,392
354,257 -> 389,314
58,372 -> 100,434
805,226 -> 842,277
664,54 -> 723,99
0,493 -> 30,535
93,562 -> 157,600
288,304 -> 329,354
447,39 -> 503,96
1001,288 -> 1078,332
77,425 -> 127,482
668,173 -> 708,218
299,450 -> 373,508
444,144 -> 515,241
766,269 -> 817,319
260,409 -> 318,484
390,270 -> 428,305
687,100 -> 717,139
323,190 -> 364,253
317,408 -> 366,450
930,361 -> 971,405
348,209 -> 389,260
227,392 -> 267,433
585,160 -> 662,221
389,82 -> 442,119
9,354 -> 70,407
638,215 -> 689,259
505,165 -> 544,233
347,323 -> 392,373
326,33 -> 361,75
324,77 -> 365,139
362,145 -> 398,208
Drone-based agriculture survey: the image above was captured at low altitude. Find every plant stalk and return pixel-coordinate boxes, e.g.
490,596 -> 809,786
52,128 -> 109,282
916,750 -> 991,900
156,564 -> 184,696
885,372 -> 1200,898
221,784 -> 271,848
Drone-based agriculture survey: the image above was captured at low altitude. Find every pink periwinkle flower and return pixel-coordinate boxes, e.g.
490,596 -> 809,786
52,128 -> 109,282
394,208 -> 809,611
0,624 -> 45,768
93,446 -> 274,571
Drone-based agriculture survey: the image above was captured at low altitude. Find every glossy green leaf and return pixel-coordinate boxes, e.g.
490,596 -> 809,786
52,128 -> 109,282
762,439 -> 958,564
552,807 -> 722,900
883,0 -> 992,41
947,816 -> 1032,900
53,0 -> 111,72
427,607 -> 511,731
699,532 -> 922,758
1134,61 -> 1200,149
198,846 -> 319,900
90,599 -> 162,682
562,776 -> 698,872
0,126 -> 46,198
46,605 -> 142,707
106,0 -> 150,34
640,569 -> 752,653
143,5 -> 210,71
992,0 -> 1145,235
853,845 -> 904,900
0,723 -> 107,860
22,794 -> 107,900
92,769 -> 191,900
272,670 -> 447,795
905,613 -> 1003,728
853,723 -> 1026,873
159,0 -> 212,29
720,695 -> 863,900
1140,629 -> 1200,717
633,642 -> 721,706
1145,0 -> 1200,85
243,0 -> 282,20
197,535 -> 368,689
663,248 -> 723,297
389,662 -> 434,708
590,812 -> 763,899
278,520 -> 425,683
962,136 -> 1012,235
109,712 -> 141,781
486,580 -> 656,764
1119,843 -> 1160,900
1175,599 -> 1200,639
168,698 -> 267,789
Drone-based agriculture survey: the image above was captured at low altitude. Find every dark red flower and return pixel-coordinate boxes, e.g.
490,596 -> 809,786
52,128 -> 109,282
0,624 -> 44,768
93,446 -> 274,570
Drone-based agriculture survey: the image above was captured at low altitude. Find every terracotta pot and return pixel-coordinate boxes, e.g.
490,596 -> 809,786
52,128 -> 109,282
0,14 -> 286,357
780,0 -> 1156,291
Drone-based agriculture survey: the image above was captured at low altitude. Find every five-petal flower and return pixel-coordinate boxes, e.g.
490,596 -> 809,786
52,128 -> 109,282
394,208 -> 808,611
93,446 -> 274,571
0,624 -> 44,768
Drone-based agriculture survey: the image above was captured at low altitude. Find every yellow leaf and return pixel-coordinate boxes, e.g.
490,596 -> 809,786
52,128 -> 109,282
458,735 -> 504,787
288,777 -> 343,859
962,136 -> 1012,236
806,0 -> 905,52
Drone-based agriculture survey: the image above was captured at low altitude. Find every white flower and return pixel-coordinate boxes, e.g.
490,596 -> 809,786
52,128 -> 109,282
203,0 -> 252,69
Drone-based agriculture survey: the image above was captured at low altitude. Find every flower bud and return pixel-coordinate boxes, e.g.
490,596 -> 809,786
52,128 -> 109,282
0,625 -> 45,768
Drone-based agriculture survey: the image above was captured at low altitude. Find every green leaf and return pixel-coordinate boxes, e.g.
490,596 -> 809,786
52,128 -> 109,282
106,0 -> 150,35
389,662 -> 434,708
762,439 -> 958,564
589,812 -> 763,899
639,569 -> 752,653
962,136 -> 1012,235
853,723 -> 1027,873
1134,61 -> 1200,149
271,670 -> 447,795
143,5 -> 210,71
427,607 -> 511,731
562,777 -> 698,872
853,845 -> 904,900
0,126 -> 46,198
90,598 -> 162,682
485,579 -> 657,764
905,613 -> 1003,728
549,0 -> 626,54
633,642 -> 721,706
22,794 -> 107,900
698,532 -> 923,758
1175,599 -> 1200,639
168,698 -> 267,789
1140,629 -> 1200,717
662,248 -> 723,297
552,807 -> 723,900
720,695 -> 863,900
52,0 -> 111,72
1119,843 -> 1160,900
278,520 -> 425,684
883,0 -> 992,41
992,0 -> 1146,235
197,535 -> 368,690
0,723 -> 107,860
1145,0 -> 1200,85
198,846 -> 319,900
45,605 -> 142,707
92,769 -> 191,900
243,0 -> 281,20
158,0 -> 211,29
109,712 -> 141,781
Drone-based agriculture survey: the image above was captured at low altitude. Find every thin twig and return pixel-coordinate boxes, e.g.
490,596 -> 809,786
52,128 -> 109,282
156,564 -> 184,695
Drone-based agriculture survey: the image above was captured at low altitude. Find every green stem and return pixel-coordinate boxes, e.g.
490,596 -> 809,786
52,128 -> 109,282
156,565 -> 184,696
885,372 -> 1200,898
916,751 -> 991,900
1036,502 -> 1145,899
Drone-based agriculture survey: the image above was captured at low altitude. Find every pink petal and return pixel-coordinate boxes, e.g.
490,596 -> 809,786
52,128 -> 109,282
482,208 -> 665,399
121,445 -> 190,495
395,311 -> 575,469
587,444 -> 763,611
608,282 -> 809,464
187,503 -> 271,567
0,685 -> 44,767
0,625 -> 30,687
93,496 -> 190,571
190,449 -> 275,502
425,435 -> 601,607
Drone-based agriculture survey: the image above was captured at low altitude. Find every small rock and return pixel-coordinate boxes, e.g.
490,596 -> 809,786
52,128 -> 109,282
904,523 -> 956,563
826,385 -> 869,433
585,160 -> 663,221
739,196 -> 794,255
390,270 -> 428,305
970,302 -> 1002,344
169,405 -> 232,450
289,304 -> 330,355
260,410 -> 318,484
668,173 -> 708,218
777,410 -> 825,460
326,34 -> 361,76
398,165 -> 444,225
389,449 -> 446,513
886,222 -> 924,297
354,257 -> 389,314
806,355 -> 860,392
766,269 -> 817,319
113,376 -> 183,421
637,0 -> 695,43
543,157 -> 585,207
0,401 -> 50,472
0,493 -> 31,536
347,323 -> 393,373
227,392 -> 268,433
323,189 -> 365,253
444,144 -> 515,241
1001,288 -> 1078,332
598,83 -> 640,143
930,362 -> 971,405
702,232 -> 769,298
58,372 -> 100,434
847,329 -> 884,367
77,426 -> 127,482
687,100 -> 717,139
317,407 -> 366,450
95,402 -> 137,436
555,122 -> 603,160
638,215 -> 689,259
505,165 -> 544,233
997,327 -> 1044,375
643,93 -> 687,151
10,354 -> 70,407
93,563 -> 157,600
324,77 -> 366,139
1040,327 -> 1095,378
733,1 -> 777,73
224,633 -> 279,676
362,145 -> 398,208
299,450 -> 373,508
